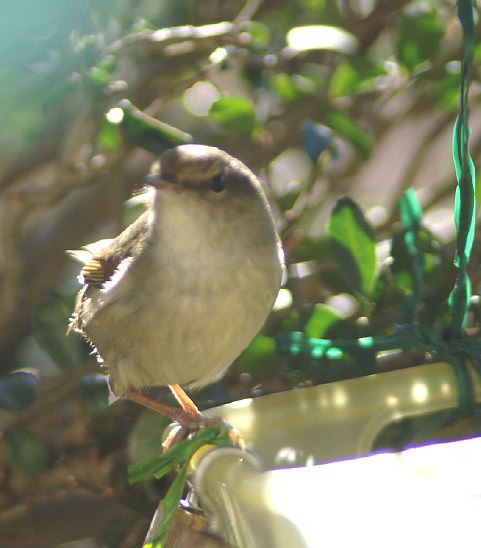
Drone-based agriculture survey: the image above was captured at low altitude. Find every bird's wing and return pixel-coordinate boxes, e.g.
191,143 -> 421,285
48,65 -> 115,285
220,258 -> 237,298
66,239 -> 114,264
72,211 -> 151,288
67,211 -> 152,336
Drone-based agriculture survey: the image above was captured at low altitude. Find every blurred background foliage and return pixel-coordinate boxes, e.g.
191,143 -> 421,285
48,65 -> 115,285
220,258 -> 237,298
1,0 -> 481,545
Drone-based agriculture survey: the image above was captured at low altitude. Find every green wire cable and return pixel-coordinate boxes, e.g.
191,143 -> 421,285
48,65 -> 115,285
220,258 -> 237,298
448,0 -> 476,337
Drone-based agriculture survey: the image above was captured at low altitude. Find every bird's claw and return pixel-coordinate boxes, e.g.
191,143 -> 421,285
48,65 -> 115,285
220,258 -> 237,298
162,416 -> 245,452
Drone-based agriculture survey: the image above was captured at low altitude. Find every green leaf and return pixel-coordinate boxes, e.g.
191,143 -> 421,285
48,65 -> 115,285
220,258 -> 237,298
287,25 -> 357,54
86,66 -> 111,90
271,73 -> 316,103
329,61 -> 360,98
395,11 -> 444,72
149,461 -> 190,547
304,304 -> 342,338
238,334 -> 277,377
328,196 -> 376,297
329,59 -> 388,98
436,71 -> 460,110
209,96 -> 257,134
96,121 -> 122,152
291,237 -> 329,263
129,425 -> 232,547
244,21 -> 270,50
114,100 -> 193,154
0,371 -> 38,412
128,425 -> 224,484
325,111 -> 373,158
4,429 -> 49,476
32,295 -> 82,371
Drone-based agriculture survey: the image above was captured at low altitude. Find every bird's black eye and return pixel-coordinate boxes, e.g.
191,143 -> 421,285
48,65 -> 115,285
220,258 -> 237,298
210,173 -> 227,192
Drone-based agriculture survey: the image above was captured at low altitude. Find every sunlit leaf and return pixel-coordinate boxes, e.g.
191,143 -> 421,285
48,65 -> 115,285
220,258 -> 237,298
305,304 -> 342,338
328,197 -> 376,297
238,334 -> 277,377
0,370 -> 38,412
329,61 -> 360,98
96,121 -> 122,152
244,21 -> 270,49
287,25 -> 358,54
330,59 -> 387,98
209,96 -> 257,134
271,73 -> 316,103
86,66 -> 111,90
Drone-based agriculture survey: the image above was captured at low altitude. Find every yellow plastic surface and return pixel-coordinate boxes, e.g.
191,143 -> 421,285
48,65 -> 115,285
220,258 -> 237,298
204,362 -> 481,467
193,363 -> 481,546
194,437 -> 481,547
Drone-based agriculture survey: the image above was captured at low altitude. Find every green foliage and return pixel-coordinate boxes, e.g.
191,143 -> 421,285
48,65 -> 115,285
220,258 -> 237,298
271,73 -> 316,103
97,121 -> 122,152
329,59 -> 387,98
325,111 -> 373,158
209,96 -> 257,134
328,196 -> 376,298
395,10 -> 444,72
1,0 -> 481,545
304,304 -> 341,338
238,334 -> 278,377
129,425 -> 232,547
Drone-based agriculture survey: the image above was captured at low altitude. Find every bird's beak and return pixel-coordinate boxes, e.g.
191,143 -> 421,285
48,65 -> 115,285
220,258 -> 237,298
145,172 -> 180,189
144,172 -> 164,187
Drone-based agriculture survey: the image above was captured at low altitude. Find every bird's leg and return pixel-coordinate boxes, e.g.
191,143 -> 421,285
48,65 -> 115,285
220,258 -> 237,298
124,390 -> 196,425
168,383 -> 201,417
124,385 -> 244,452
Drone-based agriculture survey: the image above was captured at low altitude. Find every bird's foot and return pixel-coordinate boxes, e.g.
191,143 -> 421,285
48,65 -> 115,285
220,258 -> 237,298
162,415 -> 245,452
123,390 -> 244,452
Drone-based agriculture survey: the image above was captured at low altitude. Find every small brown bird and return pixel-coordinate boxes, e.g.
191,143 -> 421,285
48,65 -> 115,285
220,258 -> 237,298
69,144 -> 283,432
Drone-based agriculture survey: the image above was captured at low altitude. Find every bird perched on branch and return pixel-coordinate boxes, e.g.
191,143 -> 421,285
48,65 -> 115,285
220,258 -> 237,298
68,144 -> 283,440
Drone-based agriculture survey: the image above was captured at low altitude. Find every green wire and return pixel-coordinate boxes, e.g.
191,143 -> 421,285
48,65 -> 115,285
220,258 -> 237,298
448,0 -> 476,337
